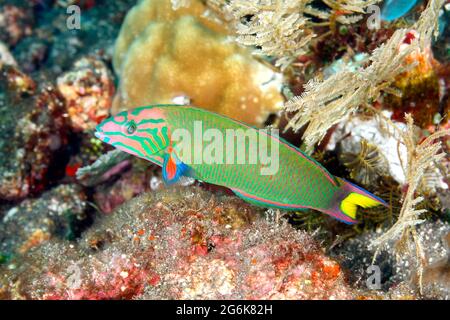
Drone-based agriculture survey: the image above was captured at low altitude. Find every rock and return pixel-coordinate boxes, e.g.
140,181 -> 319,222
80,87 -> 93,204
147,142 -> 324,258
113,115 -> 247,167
0,69 -> 69,201
93,159 -> 158,214
0,184 -> 89,257
328,114 -> 408,185
0,187 -> 355,300
57,57 -> 115,132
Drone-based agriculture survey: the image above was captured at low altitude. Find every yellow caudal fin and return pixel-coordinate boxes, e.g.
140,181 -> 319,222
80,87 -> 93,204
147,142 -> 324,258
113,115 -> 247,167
340,192 -> 384,220
336,177 -> 388,221
320,178 -> 388,225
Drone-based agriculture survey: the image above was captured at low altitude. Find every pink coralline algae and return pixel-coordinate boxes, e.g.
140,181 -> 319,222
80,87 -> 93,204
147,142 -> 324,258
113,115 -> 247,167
57,57 -> 115,132
0,187 -> 355,300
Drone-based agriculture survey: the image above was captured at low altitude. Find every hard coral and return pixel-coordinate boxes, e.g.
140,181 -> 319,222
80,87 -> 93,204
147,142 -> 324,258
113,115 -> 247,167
0,187 -> 355,300
57,57 -> 115,132
112,0 -> 283,126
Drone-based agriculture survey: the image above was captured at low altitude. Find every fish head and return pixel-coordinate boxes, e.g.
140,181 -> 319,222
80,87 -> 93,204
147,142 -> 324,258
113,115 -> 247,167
95,107 -> 170,162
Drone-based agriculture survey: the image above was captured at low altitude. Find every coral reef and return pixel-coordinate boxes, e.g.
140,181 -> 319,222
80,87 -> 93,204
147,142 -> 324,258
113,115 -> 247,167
0,184 -> 88,257
0,187 -> 355,300
386,45 -> 441,128
0,67 -> 69,201
0,0 -> 448,302
0,2 -> 33,46
112,0 -> 284,126
285,28 -> 419,154
331,220 -> 450,299
57,57 -> 115,132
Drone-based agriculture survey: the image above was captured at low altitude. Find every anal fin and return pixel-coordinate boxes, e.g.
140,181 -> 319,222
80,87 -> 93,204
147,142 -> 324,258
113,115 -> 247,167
231,188 -> 309,211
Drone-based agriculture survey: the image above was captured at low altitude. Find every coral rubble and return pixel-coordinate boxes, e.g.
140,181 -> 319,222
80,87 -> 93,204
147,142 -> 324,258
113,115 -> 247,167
0,187 -> 355,300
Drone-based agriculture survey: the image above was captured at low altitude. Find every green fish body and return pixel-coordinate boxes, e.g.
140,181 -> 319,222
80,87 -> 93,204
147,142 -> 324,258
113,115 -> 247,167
96,105 -> 387,224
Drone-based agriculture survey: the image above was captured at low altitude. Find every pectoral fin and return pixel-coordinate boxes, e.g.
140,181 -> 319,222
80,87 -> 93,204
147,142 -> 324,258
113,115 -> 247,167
162,149 -> 190,184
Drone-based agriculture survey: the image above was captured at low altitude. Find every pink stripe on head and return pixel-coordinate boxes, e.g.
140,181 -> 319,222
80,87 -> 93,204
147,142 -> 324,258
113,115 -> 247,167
101,121 -> 121,133
139,122 -> 166,130
113,135 -> 146,154
114,115 -> 126,123
129,107 -> 165,122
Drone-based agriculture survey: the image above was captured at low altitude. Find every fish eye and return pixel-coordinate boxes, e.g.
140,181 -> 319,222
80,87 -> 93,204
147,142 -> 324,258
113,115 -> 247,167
125,121 -> 137,135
